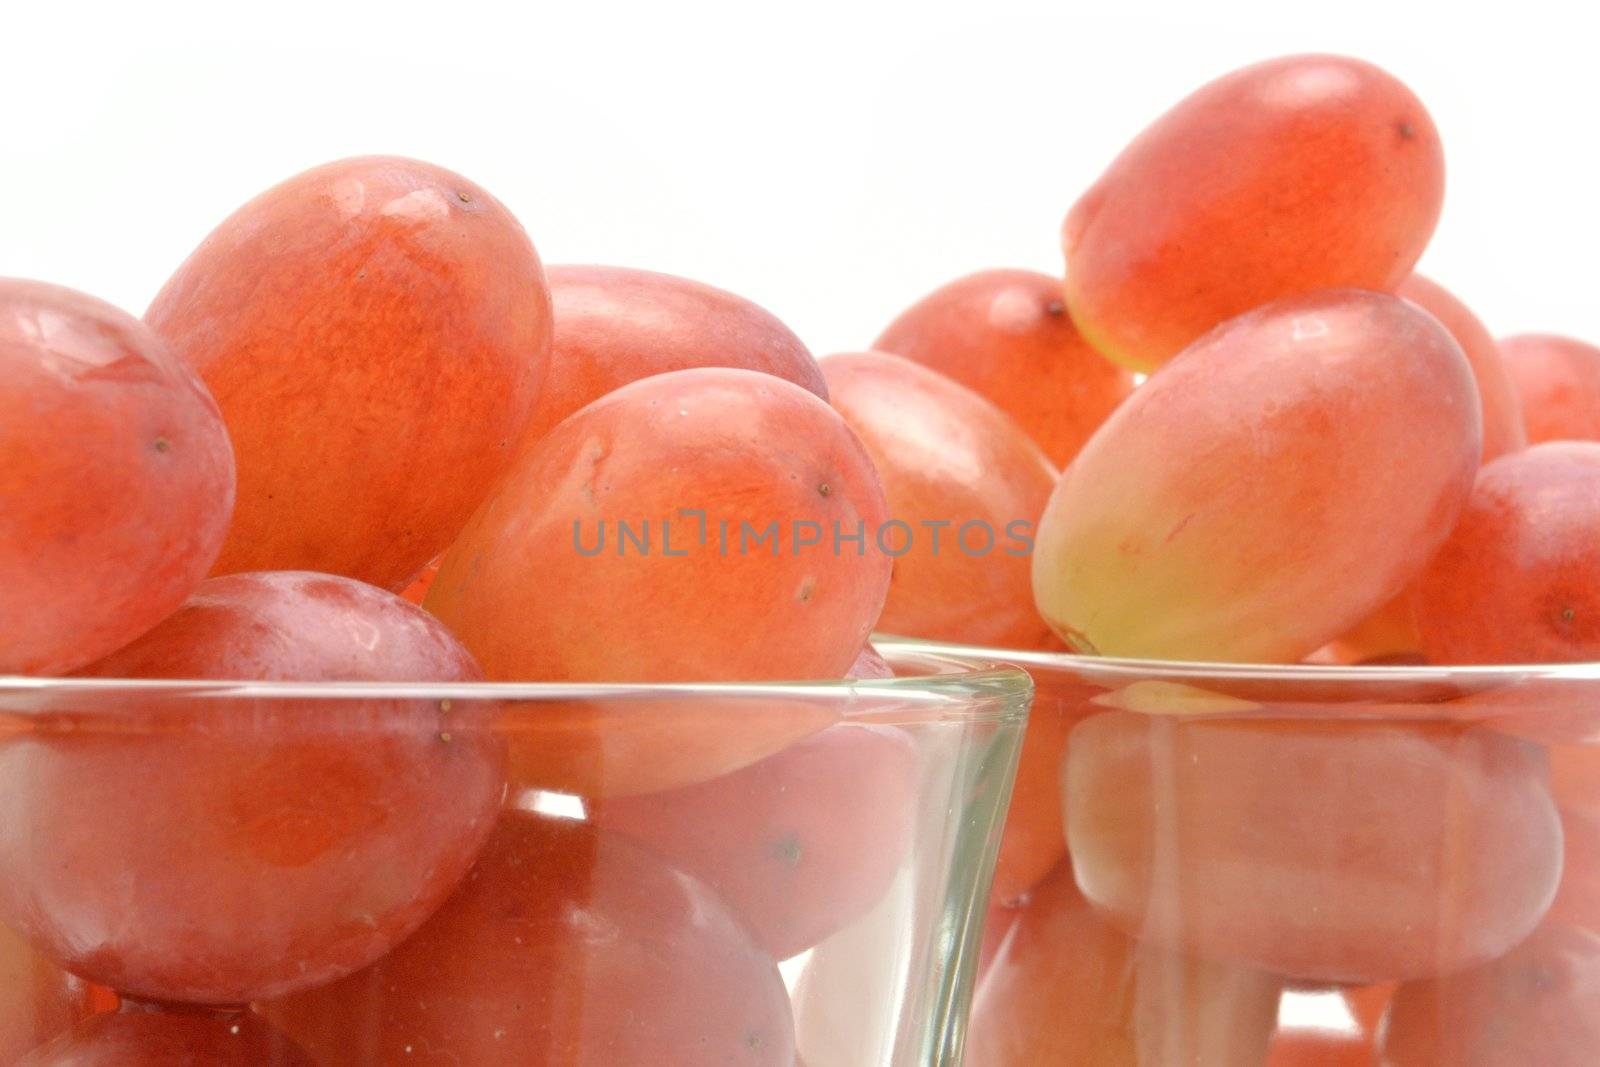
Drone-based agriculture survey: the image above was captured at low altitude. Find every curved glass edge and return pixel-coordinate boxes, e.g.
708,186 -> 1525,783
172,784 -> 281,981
0,646 -> 1034,726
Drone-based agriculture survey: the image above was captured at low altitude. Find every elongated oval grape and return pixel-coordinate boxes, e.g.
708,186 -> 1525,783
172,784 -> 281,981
0,572 -> 503,1005
1,279 -> 234,676
968,862 -> 1280,1066
1398,275 -> 1526,461
1416,442 -> 1600,663
16,1010 -> 311,1066
262,815 -> 796,1066
427,367 -> 891,681
527,265 -> 826,443
1062,54 -> 1444,370
1502,333 -> 1600,444
1065,712 -> 1561,983
593,723 -> 918,959
145,156 -> 551,590
872,269 -> 1134,466
822,352 -> 1056,648
1379,924 -> 1600,1066
1032,289 -> 1481,662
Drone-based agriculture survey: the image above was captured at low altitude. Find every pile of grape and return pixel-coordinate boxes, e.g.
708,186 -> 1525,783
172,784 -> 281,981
1,48 -> 1597,1066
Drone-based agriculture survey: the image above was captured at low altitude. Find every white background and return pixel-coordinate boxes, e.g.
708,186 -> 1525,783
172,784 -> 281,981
3,0 -> 1595,357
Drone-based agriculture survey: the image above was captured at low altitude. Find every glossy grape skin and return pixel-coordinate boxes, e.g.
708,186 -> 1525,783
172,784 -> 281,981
821,352 -> 1055,648
871,269 -> 1134,466
1032,290 -> 1481,662
989,678 -> 1096,907
1267,985 -> 1389,1066
0,921 -> 93,1063
1065,713 -> 1561,983
1416,442 -> 1600,663
967,862 -> 1281,1066
145,156 -> 550,591
1502,333 -> 1600,444
1379,925 -> 1600,1066
261,815 -> 795,1067
593,723 -> 918,959
1062,54 -> 1444,371
427,367 -> 891,682
0,572 -> 503,1005
1398,276 -> 1526,462
16,1010 -> 311,1066
527,265 -> 826,444
0,279 -> 234,676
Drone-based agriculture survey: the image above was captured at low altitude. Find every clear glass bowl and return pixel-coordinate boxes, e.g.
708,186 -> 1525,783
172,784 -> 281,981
909,639 -> 1600,1066
0,644 -> 1031,1066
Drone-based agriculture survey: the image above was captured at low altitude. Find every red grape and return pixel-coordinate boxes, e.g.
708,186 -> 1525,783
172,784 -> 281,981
1062,55 -> 1444,370
145,156 -> 550,590
1416,442 -> 1600,663
1379,924 -> 1600,1066
0,572 -> 503,1005
592,723 -> 918,959
1032,289 -> 1480,662
262,814 -> 796,1066
872,269 -> 1133,466
821,351 -> 1057,648
968,862 -> 1281,1066
1066,712 -> 1561,983
0,279 -> 234,676
426,367 -> 891,682
1502,333 -> 1600,444
528,264 -> 825,442
1398,275 -> 1526,461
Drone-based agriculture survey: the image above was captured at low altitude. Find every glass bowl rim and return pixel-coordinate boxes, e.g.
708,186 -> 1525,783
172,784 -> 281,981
0,642 -> 1034,725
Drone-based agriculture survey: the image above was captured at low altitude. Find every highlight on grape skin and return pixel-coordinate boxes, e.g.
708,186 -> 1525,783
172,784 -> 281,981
1031,288 -> 1482,663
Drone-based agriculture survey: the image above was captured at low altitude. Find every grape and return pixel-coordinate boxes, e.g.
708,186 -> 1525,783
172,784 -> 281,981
967,862 -> 1280,1066
977,900 -> 1021,980
592,723 -> 918,959
1062,55 -> 1444,370
426,367 -> 891,681
0,921 -> 93,1063
0,572 -> 504,1005
1416,442 -> 1600,663
821,352 -> 1057,649
989,677 -> 1096,907
261,815 -> 796,1066
1501,333 -> 1600,444
1267,985 -> 1389,1066
527,265 -> 826,443
1065,712 -> 1561,983
1379,924 -> 1600,1066
0,279 -> 234,676
16,1010 -> 311,1066
145,156 -> 551,591
1331,591 -> 1424,663
1032,290 -> 1480,662
1398,275 -> 1526,461
871,269 -> 1134,466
